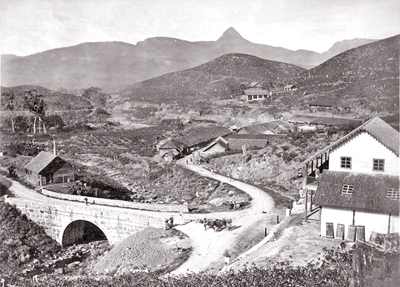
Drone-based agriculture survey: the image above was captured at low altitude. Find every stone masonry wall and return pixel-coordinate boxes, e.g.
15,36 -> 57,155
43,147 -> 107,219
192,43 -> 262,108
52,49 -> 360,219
42,188 -> 188,213
5,196 -> 165,246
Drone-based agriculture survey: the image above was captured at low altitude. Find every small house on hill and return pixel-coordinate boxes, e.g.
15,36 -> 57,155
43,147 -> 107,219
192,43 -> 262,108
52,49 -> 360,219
173,126 -> 232,155
303,116 -> 399,241
284,84 -> 297,91
24,151 -> 75,186
158,139 -> 184,163
241,89 -> 271,102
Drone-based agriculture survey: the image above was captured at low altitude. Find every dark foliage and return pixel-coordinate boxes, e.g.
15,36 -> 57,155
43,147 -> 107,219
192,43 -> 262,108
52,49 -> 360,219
1,247 -> 352,286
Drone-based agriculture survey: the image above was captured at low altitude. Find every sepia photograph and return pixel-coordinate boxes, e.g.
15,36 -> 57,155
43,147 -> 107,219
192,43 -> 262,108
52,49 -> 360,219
1,0 -> 399,286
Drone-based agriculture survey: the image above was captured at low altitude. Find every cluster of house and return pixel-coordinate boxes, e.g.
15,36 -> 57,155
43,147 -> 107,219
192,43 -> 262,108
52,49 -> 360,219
157,121 -> 292,163
20,113 -> 399,243
302,116 -> 399,241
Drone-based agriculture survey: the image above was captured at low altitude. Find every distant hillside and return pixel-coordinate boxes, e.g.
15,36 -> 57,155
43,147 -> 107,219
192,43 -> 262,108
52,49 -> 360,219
1,27 -> 377,91
1,54 -> 20,64
118,53 -> 306,104
1,85 -> 92,111
295,35 -> 399,114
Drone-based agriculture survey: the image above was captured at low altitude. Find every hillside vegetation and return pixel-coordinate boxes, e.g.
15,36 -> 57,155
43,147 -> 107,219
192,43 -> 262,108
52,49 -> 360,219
119,53 -> 305,105
296,35 -> 399,115
0,176 -> 60,275
1,85 -> 92,111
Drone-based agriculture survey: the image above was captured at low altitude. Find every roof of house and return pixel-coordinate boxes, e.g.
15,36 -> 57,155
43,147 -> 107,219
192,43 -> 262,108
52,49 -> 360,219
247,82 -> 262,88
288,115 -> 363,126
161,149 -> 180,158
244,89 -> 270,96
314,170 -> 399,215
226,134 -> 286,140
175,126 -> 232,147
239,121 -> 290,134
159,139 -> 185,150
303,116 -> 399,164
203,136 -> 229,152
24,151 -> 58,174
308,97 -> 343,107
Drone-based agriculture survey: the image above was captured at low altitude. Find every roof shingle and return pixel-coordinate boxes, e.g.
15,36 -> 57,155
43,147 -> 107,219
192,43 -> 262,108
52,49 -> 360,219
314,170 -> 399,215
24,151 -> 57,174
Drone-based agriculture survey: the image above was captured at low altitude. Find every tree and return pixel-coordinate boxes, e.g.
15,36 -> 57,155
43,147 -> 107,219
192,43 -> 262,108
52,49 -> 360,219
23,89 -> 47,133
1,90 -> 16,133
82,87 -> 106,107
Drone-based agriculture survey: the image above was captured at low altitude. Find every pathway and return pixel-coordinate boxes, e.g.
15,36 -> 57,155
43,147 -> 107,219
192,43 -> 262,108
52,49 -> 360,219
170,158 -> 275,274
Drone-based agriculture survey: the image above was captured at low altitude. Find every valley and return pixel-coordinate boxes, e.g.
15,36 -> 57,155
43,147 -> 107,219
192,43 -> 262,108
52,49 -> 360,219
0,28 -> 399,286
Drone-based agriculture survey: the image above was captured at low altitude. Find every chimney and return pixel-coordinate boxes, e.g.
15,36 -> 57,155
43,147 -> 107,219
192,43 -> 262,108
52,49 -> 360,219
53,139 -> 56,156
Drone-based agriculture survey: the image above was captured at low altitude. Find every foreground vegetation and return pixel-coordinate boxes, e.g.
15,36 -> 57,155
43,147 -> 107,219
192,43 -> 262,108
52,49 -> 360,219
2,247 -> 352,286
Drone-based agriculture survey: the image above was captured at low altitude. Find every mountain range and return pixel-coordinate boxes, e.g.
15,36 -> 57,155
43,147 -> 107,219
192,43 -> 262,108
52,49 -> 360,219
118,35 -> 399,113
1,27 -> 377,91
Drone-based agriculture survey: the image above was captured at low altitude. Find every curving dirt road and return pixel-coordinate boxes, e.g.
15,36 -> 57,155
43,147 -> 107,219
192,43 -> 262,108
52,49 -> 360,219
6,157 -> 276,275
170,158 -> 275,274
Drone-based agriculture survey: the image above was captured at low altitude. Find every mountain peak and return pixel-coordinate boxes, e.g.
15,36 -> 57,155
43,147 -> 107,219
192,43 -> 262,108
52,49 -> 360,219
217,27 -> 246,42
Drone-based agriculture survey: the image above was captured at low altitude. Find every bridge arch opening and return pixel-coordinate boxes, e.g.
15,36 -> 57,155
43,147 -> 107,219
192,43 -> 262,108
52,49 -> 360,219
62,220 -> 108,247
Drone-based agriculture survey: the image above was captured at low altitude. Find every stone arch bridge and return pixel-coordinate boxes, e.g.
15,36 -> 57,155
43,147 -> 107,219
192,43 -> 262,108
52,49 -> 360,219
5,196 -> 166,246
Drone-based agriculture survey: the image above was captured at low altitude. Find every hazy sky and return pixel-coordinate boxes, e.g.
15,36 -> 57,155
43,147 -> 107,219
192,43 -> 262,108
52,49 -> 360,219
1,0 -> 400,56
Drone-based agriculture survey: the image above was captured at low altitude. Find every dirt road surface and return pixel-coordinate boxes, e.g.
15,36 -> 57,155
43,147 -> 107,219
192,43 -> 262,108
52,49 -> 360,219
170,159 -> 275,275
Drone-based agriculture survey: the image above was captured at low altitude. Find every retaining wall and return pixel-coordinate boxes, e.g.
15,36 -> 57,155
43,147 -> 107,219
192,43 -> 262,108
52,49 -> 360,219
42,188 -> 188,213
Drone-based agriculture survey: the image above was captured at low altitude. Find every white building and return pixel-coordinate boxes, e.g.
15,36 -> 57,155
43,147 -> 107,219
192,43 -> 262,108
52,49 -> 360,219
310,116 -> 399,241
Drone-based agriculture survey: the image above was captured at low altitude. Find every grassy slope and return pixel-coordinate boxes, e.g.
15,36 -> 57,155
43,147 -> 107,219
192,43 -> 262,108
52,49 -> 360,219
0,176 -> 61,275
1,85 -> 92,111
119,53 -> 305,104
295,35 -> 399,115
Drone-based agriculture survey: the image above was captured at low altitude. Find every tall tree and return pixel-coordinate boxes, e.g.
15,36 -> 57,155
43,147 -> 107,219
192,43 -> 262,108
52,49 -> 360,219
23,89 -> 47,133
1,90 -> 16,133
82,87 -> 106,107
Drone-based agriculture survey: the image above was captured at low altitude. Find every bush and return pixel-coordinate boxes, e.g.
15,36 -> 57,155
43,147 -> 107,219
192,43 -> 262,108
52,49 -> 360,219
0,247 -> 352,286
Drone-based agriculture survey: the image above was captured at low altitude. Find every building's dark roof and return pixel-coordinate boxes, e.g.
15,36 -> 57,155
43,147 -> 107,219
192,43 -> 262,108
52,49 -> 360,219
24,151 -> 58,174
284,84 -> 296,89
161,149 -> 180,158
239,121 -> 290,134
308,97 -> 343,107
175,126 -> 232,147
226,134 -> 285,140
203,137 -> 229,152
159,139 -> 185,151
247,82 -> 262,88
303,116 -> 399,164
288,115 -> 363,127
244,89 -> 269,96
314,170 -> 399,215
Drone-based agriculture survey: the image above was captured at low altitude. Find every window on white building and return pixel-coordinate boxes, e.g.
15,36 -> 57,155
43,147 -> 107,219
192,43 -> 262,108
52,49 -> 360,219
340,157 -> 351,169
341,184 -> 354,194
373,159 -> 385,172
386,188 -> 399,200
